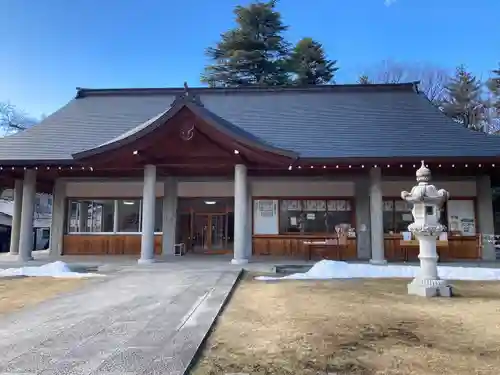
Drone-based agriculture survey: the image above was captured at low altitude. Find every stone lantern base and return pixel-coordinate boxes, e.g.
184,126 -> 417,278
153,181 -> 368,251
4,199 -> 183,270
407,278 -> 453,297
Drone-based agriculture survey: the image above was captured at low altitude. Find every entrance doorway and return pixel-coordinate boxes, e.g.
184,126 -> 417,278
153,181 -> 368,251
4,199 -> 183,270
192,213 -> 233,252
176,197 -> 235,253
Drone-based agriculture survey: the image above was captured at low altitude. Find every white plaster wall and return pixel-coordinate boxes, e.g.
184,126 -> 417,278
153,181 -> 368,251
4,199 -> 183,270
0,214 -> 11,227
65,181 -> 234,198
178,181 -> 234,197
252,181 -> 354,197
382,180 -> 476,197
65,180 -> 354,198
66,182 -> 164,198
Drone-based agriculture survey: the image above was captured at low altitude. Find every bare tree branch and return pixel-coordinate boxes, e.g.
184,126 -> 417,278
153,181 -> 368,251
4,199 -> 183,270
0,102 -> 36,134
363,60 -> 450,104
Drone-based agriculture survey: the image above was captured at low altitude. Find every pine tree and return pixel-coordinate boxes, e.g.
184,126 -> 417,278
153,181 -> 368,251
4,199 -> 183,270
201,1 -> 290,87
287,38 -> 338,85
358,75 -> 371,84
441,65 -> 485,131
487,64 -> 500,113
486,64 -> 500,133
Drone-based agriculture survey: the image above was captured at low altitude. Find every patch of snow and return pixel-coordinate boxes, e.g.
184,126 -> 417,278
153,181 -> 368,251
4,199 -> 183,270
0,261 -> 104,278
255,260 -> 500,281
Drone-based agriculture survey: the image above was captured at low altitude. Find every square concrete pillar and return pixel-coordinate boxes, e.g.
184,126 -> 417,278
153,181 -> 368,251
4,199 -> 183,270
477,175 -> 495,260
369,167 -> 386,264
355,175 -> 371,259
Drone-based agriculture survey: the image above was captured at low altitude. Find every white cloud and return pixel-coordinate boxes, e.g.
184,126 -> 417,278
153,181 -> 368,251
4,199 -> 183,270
384,0 -> 397,6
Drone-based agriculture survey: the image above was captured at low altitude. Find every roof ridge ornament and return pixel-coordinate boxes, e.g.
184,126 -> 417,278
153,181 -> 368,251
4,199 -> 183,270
169,81 -> 204,107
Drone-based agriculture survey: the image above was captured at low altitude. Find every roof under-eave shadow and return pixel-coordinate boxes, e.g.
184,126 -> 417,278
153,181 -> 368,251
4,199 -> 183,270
72,97 -> 298,161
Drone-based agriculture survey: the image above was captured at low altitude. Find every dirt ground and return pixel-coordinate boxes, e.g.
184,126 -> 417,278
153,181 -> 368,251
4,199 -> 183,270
0,277 -> 85,315
191,273 -> 500,375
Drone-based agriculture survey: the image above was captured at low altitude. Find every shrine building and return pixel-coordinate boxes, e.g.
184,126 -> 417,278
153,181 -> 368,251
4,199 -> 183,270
0,82 -> 499,263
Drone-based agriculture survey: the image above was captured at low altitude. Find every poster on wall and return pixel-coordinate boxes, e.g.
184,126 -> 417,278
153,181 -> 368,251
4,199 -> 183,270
447,200 -> 476,236
254,199 -> 279,234
258,200 -> 274,217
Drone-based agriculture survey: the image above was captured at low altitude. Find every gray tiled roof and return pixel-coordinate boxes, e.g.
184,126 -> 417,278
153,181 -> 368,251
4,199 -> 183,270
1,83 -> 500,162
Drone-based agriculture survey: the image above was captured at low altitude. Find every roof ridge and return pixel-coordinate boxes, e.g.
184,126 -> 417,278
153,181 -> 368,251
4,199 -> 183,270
75,82 -> 419,98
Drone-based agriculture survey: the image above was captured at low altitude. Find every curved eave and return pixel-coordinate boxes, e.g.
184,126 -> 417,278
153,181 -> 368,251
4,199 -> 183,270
187,104 -> 298,159
72,101 -> 298,161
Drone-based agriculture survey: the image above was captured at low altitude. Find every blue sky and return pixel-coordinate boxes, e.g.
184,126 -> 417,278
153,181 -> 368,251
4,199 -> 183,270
0,0 -> 497,118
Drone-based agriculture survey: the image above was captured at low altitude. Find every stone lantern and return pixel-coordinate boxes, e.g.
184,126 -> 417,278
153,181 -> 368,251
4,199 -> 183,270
401,161 -> 452,297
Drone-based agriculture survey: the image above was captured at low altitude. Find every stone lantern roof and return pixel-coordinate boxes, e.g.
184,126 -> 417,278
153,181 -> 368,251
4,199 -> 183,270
401,160 -> 449,205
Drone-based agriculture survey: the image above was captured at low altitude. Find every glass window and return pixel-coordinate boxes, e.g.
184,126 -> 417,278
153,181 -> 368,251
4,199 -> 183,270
383,199 -> 413,234
66,199 -> 115,233
117,199 -> 141,232
440,202 -> 448,228
394,200 -> 413,232
67,201 -> 79,232
279,199 -> 352,234
383,200 -> 395,233
155,198 -> 163,232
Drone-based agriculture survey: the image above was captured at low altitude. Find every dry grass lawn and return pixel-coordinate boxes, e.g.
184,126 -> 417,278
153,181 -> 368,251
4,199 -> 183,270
191,273 -> 500,375
0,277 -> 85,315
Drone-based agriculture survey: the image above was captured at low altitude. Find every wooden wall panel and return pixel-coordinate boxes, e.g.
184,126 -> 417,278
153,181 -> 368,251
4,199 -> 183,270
62,233 -> 479,260
253,235 -> 357,260
443,236 -> 479,260
63,234 -> 162,255
384,235 -> 479,261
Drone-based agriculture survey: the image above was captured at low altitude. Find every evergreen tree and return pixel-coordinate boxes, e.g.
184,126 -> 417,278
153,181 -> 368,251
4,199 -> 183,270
486,64 -> 500,133
201,1 -> 290,87
287,38 -> 338,85
487,64 -> 500,113
441,65 -> 485,131
358,75 -> 371,84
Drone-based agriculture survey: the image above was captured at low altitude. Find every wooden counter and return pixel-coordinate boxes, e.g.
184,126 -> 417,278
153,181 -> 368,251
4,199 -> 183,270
63,234 -> 162,255
384,234 -> 480,261
253,234 -> 357,260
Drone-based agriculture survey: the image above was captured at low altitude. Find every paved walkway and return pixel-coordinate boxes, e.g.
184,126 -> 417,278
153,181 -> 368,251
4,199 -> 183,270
0,266 -> 241,375
1,251 -> 498,273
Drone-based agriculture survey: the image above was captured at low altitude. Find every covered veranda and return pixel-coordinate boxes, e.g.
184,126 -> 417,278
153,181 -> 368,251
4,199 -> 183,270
0,93 -> 297,264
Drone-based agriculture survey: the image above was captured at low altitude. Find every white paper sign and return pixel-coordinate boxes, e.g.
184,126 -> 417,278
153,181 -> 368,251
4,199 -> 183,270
447,200 -> 476,236
253,199 -> 279,234
402,213 -> 413,221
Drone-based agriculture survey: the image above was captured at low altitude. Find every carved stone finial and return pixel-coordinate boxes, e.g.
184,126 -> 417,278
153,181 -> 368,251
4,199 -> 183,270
416,160 -> 431,183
